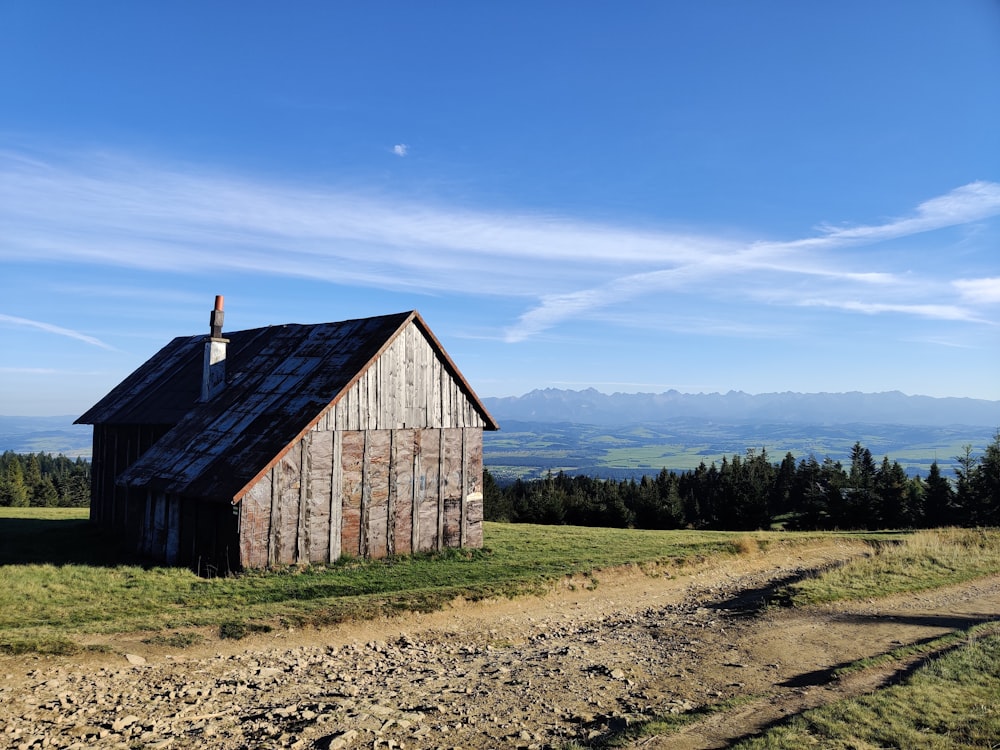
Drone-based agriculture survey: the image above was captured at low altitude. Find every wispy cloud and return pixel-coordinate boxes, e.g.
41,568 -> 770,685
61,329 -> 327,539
504,184 -> 1000,341
0,314 -> 116,350
2,149 -> 997,343
954,277 -> 1000,305
799,300 -> 985,323
392,144 -> 408,157
788,181 -> 1000,249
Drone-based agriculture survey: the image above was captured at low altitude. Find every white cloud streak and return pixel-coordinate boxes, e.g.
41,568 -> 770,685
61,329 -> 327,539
954,277 -> 1000,305
1,149 -> 997,343
799,300 -> 985,322
503,183 -> 1000,341
0,314 -> 116,350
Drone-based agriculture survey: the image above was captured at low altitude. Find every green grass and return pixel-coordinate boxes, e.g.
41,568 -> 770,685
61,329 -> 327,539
600,444 -> 714,469
732,626 -> 1000,749
0,507 -> 844,652
775,528 -> 1000,606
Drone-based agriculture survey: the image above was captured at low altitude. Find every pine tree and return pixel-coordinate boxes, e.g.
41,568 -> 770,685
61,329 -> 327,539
0,460 -> 29,507
970,432 -> 1000,525
34,476 -> 59,507
922,461 -> 954,527
953,445 -> 979,525
843,442 -> 877,527
875,457 -> 910,528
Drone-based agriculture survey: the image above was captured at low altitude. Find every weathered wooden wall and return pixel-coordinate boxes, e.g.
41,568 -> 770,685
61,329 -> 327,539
315,323 -> 488,431
89,423 -> 171,530
136,491 -> 239,575
235,320 -> 490,568
238,427 -> 484,567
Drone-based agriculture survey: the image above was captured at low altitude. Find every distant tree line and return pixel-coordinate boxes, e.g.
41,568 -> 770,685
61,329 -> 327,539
0,452 -> 91,508
484,435 -> 1000,531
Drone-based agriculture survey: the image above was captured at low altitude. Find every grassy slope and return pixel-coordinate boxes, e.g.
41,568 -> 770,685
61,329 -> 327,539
1,507 -> 849,647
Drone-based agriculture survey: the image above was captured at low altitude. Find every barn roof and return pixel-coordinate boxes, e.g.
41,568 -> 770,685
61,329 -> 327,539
76,310 -> 498,502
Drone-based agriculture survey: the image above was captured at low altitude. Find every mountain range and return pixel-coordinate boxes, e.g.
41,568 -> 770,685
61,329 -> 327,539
481,389 -> 1000,428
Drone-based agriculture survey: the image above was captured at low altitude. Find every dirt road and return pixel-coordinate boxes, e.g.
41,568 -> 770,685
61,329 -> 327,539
2,539 -> 998,749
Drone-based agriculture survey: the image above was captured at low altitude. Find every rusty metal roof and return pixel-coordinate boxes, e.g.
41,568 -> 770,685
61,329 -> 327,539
77,311 -> 498,502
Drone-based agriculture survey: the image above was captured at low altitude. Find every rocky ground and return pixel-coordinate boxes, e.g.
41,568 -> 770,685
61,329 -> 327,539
2,539 -> 999,750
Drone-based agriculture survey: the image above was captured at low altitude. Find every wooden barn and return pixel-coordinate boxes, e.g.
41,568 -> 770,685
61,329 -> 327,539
76,298 -> 499,574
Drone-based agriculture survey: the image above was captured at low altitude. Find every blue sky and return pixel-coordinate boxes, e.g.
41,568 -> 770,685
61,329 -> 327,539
2,2 -> 999,416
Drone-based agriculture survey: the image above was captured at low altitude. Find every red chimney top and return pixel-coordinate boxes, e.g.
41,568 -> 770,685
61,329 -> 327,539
209,296 -> 225,339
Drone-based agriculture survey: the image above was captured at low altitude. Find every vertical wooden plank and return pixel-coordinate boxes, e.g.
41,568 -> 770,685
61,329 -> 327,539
342,384 -> 351,430
365,430 -> 390,559
385,338 -> 396,427
436,429 -> 445,550
380,349 -> 389,426
330,430 -> 343,561
275,442 -> 301,565
441,371 -> 450,429
343,385 -> 353,430
395,334 -> 405,426
415,430 -> 440,553
441,429 -> 463,548
366,368 -> 375,431
372,365 -> 380,430
165,495 -> 180,565
88,426 -> 101,525
418,331 -> 429,427
460,429 -> 468,548
268,462 -> 280,566
411,440 -> 420,554
240,475 -> 272,569
404,326 -> 415,428
391,429 -> 414,555
152,491 -> 167,561
297,434 -> 310,563
360,430 -> 370,558
431,357 -> 442,428
464,429 -> 484,549
340,431 -> 364,557
307,428 -> 333,564
387,429 -> 397,556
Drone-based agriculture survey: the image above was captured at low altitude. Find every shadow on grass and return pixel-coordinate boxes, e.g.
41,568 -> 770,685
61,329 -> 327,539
0,516 -> 140,567
701,562 -> 850,614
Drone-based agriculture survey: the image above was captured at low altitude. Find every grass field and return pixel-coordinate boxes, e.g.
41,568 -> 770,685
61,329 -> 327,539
0,507 -> 856,652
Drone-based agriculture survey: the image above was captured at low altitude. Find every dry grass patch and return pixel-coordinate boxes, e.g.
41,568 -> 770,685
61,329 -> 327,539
778,528 -> 1000,606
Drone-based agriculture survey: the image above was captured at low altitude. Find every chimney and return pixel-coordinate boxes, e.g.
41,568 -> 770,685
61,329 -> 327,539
201,295 -> 229,401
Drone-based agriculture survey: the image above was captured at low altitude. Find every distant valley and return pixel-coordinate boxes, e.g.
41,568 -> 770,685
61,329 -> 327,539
0,415 -> 92,458
480,389 -> 1000,481
3,389 -> 998,480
